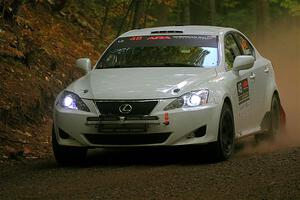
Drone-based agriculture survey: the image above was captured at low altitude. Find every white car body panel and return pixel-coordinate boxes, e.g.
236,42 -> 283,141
53,25 -> 279,148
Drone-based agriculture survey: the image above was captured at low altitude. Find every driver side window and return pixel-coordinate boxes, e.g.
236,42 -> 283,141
224,34 -> 241,70
234,33 -> 255,57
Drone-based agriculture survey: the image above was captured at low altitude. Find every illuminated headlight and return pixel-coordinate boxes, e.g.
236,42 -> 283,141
164,89 -> 209,111
59,91 -> 90,112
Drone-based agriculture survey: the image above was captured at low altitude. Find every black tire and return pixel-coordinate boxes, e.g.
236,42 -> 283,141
255,95 -> 281,142
210,102 -> 235,161
52,126 -> 87,166
269,95 -> 281,136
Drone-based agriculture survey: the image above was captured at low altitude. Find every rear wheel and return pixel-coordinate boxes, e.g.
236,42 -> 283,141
210,102 -> 235,161
270,95 -> 281,136
52,126 -> 87,166
255,94 -> 280,142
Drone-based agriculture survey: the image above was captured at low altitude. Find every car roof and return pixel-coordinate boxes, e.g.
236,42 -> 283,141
119,25 -> 234,37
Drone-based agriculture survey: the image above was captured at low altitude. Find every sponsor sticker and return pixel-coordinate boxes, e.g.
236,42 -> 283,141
113,35 -> 218,48
237,78 -> 249,105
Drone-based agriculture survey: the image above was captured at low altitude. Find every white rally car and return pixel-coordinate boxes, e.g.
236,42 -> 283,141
52,26 -> 285,164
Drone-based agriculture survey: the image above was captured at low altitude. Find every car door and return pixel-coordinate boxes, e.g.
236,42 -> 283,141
233,32 -> 267,130
224,33 -> 255,134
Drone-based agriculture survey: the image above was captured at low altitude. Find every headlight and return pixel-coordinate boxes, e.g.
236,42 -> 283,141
58,91 -> 90,112
164,89 -> 209,111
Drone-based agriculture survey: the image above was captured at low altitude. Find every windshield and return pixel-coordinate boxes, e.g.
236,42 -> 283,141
96,35 -> 219,69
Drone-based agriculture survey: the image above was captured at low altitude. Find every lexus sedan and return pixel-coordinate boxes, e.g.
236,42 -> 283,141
52,26 -> 285,165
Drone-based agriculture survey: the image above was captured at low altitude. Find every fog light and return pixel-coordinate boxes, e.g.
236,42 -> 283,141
59,128 -> 70,139
187,132 -> 195,139
194,125 -> 207,137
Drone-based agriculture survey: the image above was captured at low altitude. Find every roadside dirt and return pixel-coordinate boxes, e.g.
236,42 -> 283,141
0,2 -> 101,164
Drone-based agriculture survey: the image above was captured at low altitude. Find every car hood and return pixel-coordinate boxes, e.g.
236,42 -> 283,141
68,67 -> 217,100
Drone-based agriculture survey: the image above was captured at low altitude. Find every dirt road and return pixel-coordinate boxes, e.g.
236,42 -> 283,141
0,144 -> 299,200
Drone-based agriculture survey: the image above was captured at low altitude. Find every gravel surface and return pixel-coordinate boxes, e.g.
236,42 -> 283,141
0,145 -> 299,200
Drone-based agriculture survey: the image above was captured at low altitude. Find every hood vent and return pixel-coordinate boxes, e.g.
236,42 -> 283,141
151,30 -> 183,34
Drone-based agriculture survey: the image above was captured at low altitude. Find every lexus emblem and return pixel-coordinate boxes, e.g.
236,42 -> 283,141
119,104 -> 132,114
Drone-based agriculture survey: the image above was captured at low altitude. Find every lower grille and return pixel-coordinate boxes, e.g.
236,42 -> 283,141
84,133 -> 171,145
98,124 -> 148,133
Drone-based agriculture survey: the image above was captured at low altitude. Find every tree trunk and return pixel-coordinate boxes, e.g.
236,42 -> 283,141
52,0 -> 68,12
256,0 -> 270,46
182,0 -> 191,25
117,0 -> 134,36
154,1 -> 169,26
143,0 -> 151,27
210,0 -> 216,25
100,0 -> 111,39
11,0 -> 22,15
132,0 -> 144,29
1,0 -> 5,23
132,0 -> 138,29
127,6 -> 134,30
189,0 -> 210,25
1,0 -> 22,20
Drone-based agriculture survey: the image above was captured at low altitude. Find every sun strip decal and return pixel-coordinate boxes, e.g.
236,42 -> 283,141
112,35 -> 218,49
237,78 -> 249,105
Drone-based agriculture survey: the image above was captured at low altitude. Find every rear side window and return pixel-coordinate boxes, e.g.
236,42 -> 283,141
224,34 -> 241,70
234,33 -> 255,57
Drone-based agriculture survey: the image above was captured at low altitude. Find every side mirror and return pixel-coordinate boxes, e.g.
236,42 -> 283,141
233,55 -> 255,73
76,58 -> 91,74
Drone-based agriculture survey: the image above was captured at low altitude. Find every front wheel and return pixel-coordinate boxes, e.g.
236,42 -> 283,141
210,103 -> 235,161
52,126 -> 87,166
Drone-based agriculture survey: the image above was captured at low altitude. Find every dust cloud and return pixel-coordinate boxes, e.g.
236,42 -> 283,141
237,20 -> 300,155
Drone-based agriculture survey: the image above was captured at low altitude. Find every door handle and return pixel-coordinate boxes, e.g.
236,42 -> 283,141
249,73 -> 256,79
264,67 -> 270,73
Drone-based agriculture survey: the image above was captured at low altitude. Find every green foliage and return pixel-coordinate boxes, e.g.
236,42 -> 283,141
223,0 -> 240,8
6,0 -> 297,44
216,9 -> 256,35
270,0 -> 300,16
214,0 -> 256,35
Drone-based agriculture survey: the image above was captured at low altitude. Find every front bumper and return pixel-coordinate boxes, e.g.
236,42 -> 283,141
53,99 -> 221,147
